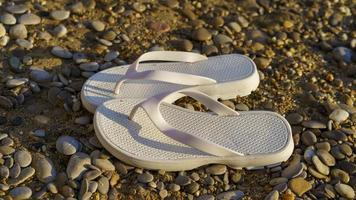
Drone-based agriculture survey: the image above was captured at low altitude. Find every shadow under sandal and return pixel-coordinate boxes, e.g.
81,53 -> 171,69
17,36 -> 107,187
82,51 -> 259,113
94,88 -> 293,171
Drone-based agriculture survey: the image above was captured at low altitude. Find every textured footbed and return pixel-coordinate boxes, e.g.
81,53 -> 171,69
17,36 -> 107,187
95,98 -> 292,162
82,54 -> 256,112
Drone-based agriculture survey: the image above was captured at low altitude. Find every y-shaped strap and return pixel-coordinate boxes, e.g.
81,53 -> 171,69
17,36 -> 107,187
128,88 -> 242,157
114,51 -> 217,94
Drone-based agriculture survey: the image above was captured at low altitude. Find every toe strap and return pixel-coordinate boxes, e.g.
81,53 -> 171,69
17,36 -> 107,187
113,51 -> 216,94
128,88 -> 242,157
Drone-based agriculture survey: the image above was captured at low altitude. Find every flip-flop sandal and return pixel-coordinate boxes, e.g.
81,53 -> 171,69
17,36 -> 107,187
94,88 -> 293,171
82,51 -> 259,113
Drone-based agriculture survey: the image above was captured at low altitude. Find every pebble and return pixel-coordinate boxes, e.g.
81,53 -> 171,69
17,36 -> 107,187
206,164 -> 227,175
331,146 -> 346,159
92,158 -> 115,171
302,120 -> 326,129
0,133 -> 8,140
334,183 -> 355,199
51,46 -> 73,59
83,169 -> 101,180
323,130 -> 348,141
18,13 -> 41,25
186,182 -> 199,193
38,31 -> 52,41
9,56 -> 23,73
9,186 -> 32,200
132,2 -> 146,12
286,113 -> 303,125
15,39 -> 33,49
0,146 -> 15,155
216,190 -> 244,200
228,22 -> 242,33
192,28 -> 212,41
237,16 -> 249,27
6,5 -> 28,14
66,152 -> 91,180
97,176 -> 109,194
329,109 -> 349,123
0,13 -> 16,25
0,23 -> 5,37
50,10 -> 70,21
79,62 -> 99,72
301,131 -> 317,146
202,45 -> 218,55
149,21 -> 171,33
69,1 -> 85,13
304,149 -> 316,163
339,143 -> 352,156
8,167 -> 35,186
61,185 -> 74,197
72,52 -> 88,64
159,189 -> 168,198
316,150 -> 335,166
29,81 -> 41,93
168,183 -> 180,192
10,163 -> 21,178
47,182 -> 58,194
174,39 -> 193,51
14,150 -> 32,167
333,47 -> 353,63
52,24 -> 67,37
331,168 -> 350,183
6,78 -> 28,88
235,103 -> 249,111
0,96 -> 13,109
30,67 -> 52,82
288,177 -> 312,197
315,142 -> 331,151
115,162 -> 129,175
90,20 -> 106,32
0,166 -> 9,179
1,137 -> 14,146
281,161 -> 303,178
89,181 -> 98,193
264,190 -> 279,200
56,136 -> 81,155
102,30 -> 117,41
138,173 -> 154,183
104,51 -> 120,62
175,175 -> 191,186
254,57 -> 271,69
32,153 -> 56,183
97,38 -> 112,46
214,34 -> 233,45
0,35 -> 10,46
0,183 -> 9,191
269,177 -> 288,186
9,24 -> 27,39
312,155 -> 329,175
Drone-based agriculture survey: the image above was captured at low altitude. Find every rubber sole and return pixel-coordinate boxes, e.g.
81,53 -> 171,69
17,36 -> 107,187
81,54 -> 260,113
81,67 -> 259,113
94,119 -> 294,171
93,106 -> 294,172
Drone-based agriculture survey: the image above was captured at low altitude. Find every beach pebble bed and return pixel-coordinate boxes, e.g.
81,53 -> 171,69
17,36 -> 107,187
0,0 -> 354,199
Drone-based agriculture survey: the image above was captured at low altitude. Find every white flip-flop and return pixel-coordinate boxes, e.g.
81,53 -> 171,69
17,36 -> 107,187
94,88 -> 294,171
81,51 -> 259,113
